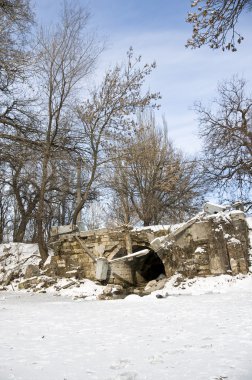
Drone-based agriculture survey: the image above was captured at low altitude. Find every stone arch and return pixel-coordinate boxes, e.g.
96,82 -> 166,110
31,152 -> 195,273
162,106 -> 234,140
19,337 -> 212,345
131,244 -> 166,282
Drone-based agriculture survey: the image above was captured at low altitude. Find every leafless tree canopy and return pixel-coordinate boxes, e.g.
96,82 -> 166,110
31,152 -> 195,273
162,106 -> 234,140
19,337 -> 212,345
34,2 -> 103,261
108,113 -> 204,226
186,0 -> 252,51
196,77 -> 252,208
72,49 -> 161,225
0,0 -> 33,90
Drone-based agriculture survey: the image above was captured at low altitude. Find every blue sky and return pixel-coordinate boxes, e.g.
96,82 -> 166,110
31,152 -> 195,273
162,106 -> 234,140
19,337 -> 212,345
33,0 -> 252,155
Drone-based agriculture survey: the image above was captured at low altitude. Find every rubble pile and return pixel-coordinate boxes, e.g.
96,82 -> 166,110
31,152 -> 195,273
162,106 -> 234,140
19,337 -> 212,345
0,243 -> 41,289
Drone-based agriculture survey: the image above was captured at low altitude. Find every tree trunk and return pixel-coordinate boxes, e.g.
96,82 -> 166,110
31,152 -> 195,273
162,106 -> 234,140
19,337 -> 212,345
76,158 -> 82,225
72,197 -> 86,226
143,220 -> 151,227
72,185 -> 92,226
36,151 -> 50,262
13,218 -> 28,242
37,219 -> 48,262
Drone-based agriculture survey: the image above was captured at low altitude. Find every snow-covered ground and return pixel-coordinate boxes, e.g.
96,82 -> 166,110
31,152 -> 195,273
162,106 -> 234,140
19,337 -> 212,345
1,276 -> 252,380
0,216 -> 251,379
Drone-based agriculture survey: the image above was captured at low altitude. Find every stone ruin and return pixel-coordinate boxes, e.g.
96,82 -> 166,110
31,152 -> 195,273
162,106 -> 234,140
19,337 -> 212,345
47,205 -> 250,288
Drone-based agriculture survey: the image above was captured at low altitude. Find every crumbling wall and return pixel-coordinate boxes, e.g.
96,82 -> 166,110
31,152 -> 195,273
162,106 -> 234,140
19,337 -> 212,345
48,226 -> 170,284
151,211 -> 249,278
47,211 -> 250,286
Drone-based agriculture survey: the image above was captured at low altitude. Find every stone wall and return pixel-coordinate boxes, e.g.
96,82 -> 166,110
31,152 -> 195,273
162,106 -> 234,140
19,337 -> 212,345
48,226 -> 170,285
47,211 -> 250,286
151,211 -> 249,278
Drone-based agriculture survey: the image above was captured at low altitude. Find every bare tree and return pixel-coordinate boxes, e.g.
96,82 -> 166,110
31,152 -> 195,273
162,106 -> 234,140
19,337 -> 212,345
0,0 -> 33,91
0,0 -> 38,148
186,0 -> 252,51
196,76 -> 252,209
0,140 -> 41,242
109,113 -> 203,226
72,49 -> 160,225
11,163 -> 39,242
34,2 -> 102,261
0,176 -> 13,242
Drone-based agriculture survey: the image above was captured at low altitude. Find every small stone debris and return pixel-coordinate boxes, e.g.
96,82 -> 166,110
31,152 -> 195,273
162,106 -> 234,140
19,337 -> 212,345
58,280 -> 77,290
156,293 -> 169,299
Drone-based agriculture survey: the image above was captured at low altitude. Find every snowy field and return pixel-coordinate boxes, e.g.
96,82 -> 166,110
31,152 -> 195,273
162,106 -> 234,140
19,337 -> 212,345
1,279 -> 252,380
0,216 -> 252,380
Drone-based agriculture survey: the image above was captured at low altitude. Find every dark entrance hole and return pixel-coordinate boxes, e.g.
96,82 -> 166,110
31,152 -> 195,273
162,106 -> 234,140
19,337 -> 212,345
132,245 -> 166,282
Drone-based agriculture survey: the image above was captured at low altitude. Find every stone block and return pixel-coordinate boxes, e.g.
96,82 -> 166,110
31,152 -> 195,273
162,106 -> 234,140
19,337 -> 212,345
188,221 -> 210,242
239,258 -> 249,274
71,249 -> 83,255
110,261 -> 133,285
79,231 -> 95,238
93,244 -> 105,256
194,253 -> 209,266
24,264 -> 40,279
144,278 -> 167,293
19,277 -> 40,289
209,256 -> 226,275
61,248 -> 72,255
96,258 -> 109,281
95,228 -> 109,236
197,264 -> 210,271
135,271 -> 146,285
229,211 -> 246,222
227,240 -> 248,275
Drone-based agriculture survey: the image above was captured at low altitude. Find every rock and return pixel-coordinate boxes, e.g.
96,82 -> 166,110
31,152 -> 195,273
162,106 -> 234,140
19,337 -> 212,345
144,278 -> 167,294
99,284 -> 127,300
133,289 -> 141,294
3,271 -> 20,286
103,284 -> 124,296
156,292 -> 169,299
19,276 -> 40,289
111,284 -> 124,294
24,265 -> 40,279
144,279 -> 157,290
173,275 -> 185,287
65,270 -> 79,278
156,273 -> 166,281
154,278 -> 167,290
103,284 -> 113,295
145,276 -> 167,292
18,275 -> 56,290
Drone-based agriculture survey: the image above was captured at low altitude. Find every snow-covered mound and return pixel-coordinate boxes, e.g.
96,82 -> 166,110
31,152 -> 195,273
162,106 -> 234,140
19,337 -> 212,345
46,278 -> 104,300
0,243 -> 105,299
147,273 -> 252,299
0,243 -> 41,284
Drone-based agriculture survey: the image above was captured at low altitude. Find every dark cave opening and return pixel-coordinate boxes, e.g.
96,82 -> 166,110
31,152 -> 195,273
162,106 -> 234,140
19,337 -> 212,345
132,246 -> 166,282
